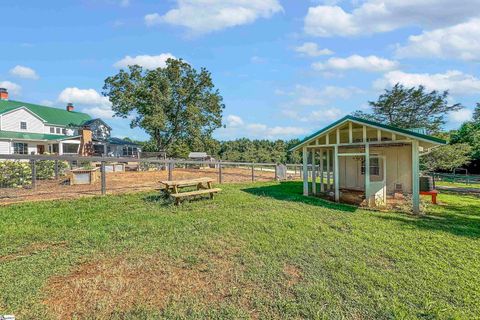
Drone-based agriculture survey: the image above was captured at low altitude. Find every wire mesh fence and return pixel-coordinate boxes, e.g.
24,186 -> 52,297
428,172 -> 480,186
0,154 -> 303,204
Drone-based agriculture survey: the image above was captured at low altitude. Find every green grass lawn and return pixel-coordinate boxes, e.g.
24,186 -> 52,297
1,182 -> 480,319
436,180 -> 480,189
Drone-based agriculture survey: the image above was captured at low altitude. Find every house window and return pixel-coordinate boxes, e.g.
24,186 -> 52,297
93,144 -> 105,155
20,122 -> 27,130
13,142 -> 28,155
361,158 -> 380,176
122,146 -> 138,157
63,143 -> 79,154
62,128 -> 66,135
50,127 -> 55,133
56,127 -> 61,134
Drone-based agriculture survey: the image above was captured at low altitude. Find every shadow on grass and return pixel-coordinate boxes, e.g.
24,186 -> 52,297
143,193 -> 218,207
374,199 -> 480,238
242,181 -> 357,213
143,194 -> 171,205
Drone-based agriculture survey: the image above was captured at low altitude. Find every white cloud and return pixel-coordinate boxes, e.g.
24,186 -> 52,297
313,55 -> 398,72
292,84 -> 362,106
0,81 -> 21,95
304,1 -> 480,37
449,109 -> 473,123
220,114 -> 307,139
114,53 -> 176,69
246,123 -> 308,138
295,42 -> 333,57
396,18 -> 480,61
119,0 -> 130,7
145,0 -> 283,34
9,65 -> 39,80
226,114 -> 244,127
374,70 -> 480,95
283,108 -> 343,123
57,87 -> 113,118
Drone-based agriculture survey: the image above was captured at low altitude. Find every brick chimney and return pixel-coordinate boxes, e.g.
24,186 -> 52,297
66,103 -> 74,112
79,127 -> 93,156
0,88 -> 8,100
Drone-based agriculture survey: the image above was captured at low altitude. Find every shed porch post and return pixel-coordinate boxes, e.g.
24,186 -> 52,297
320,149 -> 324,192
334,145 -> 339,202
412,140 -> 420,214
326,149 -> 331,190
312,149 -> 317,195
303,146 -> 309,196
365,143 -> 370,206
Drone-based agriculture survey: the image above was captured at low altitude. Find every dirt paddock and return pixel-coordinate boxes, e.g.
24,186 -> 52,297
0,167 -> 291,205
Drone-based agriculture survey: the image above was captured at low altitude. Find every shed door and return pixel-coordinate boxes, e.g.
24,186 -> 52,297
366,156 -> 387,206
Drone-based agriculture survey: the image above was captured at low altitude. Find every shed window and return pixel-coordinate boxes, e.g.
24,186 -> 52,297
20,122 -> 27,130
361,158 -> 380,176
13,142 -> 28,155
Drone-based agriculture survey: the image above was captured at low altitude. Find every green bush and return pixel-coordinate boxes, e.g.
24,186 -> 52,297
0,160 -> 69,188
0,161 -> 32,188
36,160 -> 69,180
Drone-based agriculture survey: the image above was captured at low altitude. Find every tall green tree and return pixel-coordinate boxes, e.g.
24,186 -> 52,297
421,144 -> 472,172
450,111 -> 480,161
353,83 -> 462,134
103,58 -> 224,153
473,103 -> 480,123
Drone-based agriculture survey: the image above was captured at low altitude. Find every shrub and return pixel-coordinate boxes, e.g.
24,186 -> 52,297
0,160 -> 69,188
36,160 -> 69,180
0,161 -> 32,188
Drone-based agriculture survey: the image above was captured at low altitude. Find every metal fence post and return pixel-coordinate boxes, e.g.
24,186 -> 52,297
101,161 -> 106,195
218,162 -> 223,184
275,164 -> 278,181
31,159 -> 36,190
251,163 -> 255,182
54,159 -> 59,180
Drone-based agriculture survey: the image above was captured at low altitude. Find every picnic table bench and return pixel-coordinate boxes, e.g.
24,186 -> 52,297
159,177 -> 221,205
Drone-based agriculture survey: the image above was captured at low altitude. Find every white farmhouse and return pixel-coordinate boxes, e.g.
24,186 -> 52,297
0,88 -> 139,157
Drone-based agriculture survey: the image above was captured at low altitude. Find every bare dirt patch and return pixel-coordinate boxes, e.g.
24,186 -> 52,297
43,252 -> 254,319
283,264 -> 303,287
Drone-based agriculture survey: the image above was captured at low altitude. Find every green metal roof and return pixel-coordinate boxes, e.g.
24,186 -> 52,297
289,115 -> 447,151
0,100 -> 92,126
0,130 -> 76,141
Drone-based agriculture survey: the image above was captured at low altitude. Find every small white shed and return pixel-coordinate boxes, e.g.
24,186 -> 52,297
289,115 -> 446,213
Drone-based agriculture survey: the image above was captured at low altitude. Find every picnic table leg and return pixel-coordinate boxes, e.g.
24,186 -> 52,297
173,185 -> 180,205
432,193 -> 437,205
207,181 -> 214,199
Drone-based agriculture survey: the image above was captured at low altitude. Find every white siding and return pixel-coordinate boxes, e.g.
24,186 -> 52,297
1,108 -> 45,133
338,145 -> 412,194
0,141 -> 10,154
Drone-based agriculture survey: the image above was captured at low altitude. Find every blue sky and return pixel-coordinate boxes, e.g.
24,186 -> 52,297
1,0 -> 479,141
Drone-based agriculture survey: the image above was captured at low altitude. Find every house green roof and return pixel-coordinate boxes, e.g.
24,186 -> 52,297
0,130 -> 80,141
290,115 -> 447,151
0,100 -> 92,127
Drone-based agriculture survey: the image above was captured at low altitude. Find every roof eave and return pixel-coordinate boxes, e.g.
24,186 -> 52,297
289,115 -> 446,152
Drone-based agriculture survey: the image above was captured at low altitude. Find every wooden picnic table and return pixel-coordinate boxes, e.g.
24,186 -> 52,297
159,177 -> 221,205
